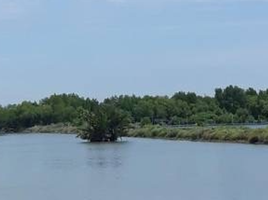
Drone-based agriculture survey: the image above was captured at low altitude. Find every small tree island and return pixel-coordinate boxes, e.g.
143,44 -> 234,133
77,104 -> 131,142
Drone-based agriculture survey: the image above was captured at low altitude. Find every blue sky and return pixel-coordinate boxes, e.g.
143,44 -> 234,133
0,0 -> 268,105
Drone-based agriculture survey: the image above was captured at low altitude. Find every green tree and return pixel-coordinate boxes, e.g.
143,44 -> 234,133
140,117 -> 152,127
215,85 -> 246,114
77,105 -> 130,142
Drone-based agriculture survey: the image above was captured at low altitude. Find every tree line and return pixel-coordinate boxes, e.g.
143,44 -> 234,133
1,85 -> 268,140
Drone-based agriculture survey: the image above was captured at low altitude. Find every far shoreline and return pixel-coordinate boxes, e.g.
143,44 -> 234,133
2,123 -> 268,146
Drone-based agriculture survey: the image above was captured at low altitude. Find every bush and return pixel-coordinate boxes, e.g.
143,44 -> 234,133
140,117 -> 152,127
248,136 -> 259,144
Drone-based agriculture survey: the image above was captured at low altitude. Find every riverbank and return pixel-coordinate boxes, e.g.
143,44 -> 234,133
127,125 -> 268,145
22,123 -> 79,134
3,123 -> 268,145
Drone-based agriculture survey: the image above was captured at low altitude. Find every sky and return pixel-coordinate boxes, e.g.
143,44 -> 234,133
0,0 -> 268,105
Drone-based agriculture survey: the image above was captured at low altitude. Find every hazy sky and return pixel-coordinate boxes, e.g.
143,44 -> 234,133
0,0 -> 268,105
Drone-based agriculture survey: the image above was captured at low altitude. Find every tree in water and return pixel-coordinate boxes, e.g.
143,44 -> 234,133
77,105 -> 131,142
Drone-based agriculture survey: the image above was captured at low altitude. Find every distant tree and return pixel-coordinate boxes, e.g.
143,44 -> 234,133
1,85 -> 268,133
140,117 -> 152,127
172,92 -> 197,104
215,85 -> 246,114
236,108 -> 250,123
245,88 -> 257,96
133,101 -> 154,122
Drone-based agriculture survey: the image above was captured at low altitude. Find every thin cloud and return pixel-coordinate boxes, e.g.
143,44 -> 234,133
0,0 -> 23,20
0,55 -> 9,63
0,0 -> 41,21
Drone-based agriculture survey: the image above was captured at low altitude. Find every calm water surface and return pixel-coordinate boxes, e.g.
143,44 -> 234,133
0,134 -> 268,200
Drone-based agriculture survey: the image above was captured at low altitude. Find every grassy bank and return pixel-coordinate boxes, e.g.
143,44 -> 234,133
10,123 -> 268,145
23,123 -> 79,134
127,125 -> 268,145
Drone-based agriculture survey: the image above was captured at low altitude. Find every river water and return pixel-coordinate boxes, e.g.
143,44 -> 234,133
0,134 -> 268,200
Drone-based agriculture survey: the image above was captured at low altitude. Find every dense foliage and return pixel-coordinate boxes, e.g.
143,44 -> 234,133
1,85 -> 268,141
77,104 -> 130,142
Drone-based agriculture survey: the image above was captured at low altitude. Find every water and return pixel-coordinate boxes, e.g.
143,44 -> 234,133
246,124 -> 268,129
0,134 -> 268,200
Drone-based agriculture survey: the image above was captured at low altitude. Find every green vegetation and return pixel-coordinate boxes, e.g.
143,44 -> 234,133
77,104 -> 130,142
23,123 -> 79,134
1,85 -> 268,142
127,125 -> 268,145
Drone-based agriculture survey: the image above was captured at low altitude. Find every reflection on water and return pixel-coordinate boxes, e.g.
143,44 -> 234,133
84,142 -> 126,169
0,134 -> 268,200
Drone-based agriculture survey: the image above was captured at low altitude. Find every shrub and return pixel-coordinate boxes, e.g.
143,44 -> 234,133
140,117 -> 152,127
248,136 -> 259,144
